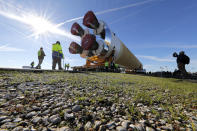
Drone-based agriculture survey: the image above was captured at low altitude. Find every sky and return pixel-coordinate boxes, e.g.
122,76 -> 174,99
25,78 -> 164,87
0,0 -> 197,72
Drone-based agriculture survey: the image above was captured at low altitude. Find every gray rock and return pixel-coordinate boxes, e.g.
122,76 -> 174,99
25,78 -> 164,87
192,116 -> 197,121
59,126 -> 73,131
30,126 -> 37,131
146,126 -> 155,131
16,104 -> 24,111
42,127 -> 48,131
99,125 -> 107,131
64,109 -> 72,114
42,116 -> 49,126
161,125 -> 173,130
157,107 -> 164,112
0,119 -> 12,124
135,124 -> 145,131
9,88 -> 17,92
114,118 -> 120,123
16,96 -> 25,100
12,126 -> 23,131
85,121 -> 92,129
94,121 -> 102,130
0,116 -> 8,121
72,105 -> 81,112
49,115 -> 61,125
23,128 -> 30,131
32,116 -> 42,124
159,119 -> 166,125
186,128 -> 192,131
13,118 -> 22,123
137,103 -> 143,107
106,121 -> 116,129
41,109 -> 50,116
179,127 -> 186,131
17,121 -> 28,127
26,111 -> 37,118
116,126 -> 127,131
129,124 -> 136,129
1,122 -> 17,129
32,106 -> 40,111
64,113 -> 74,120
110,104 -> 116,112
121,120 -> 130,129
52,107 -> 61,114
56,102 -> 64,107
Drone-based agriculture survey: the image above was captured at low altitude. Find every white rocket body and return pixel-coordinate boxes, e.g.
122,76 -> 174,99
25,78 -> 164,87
93,21 -> 143,70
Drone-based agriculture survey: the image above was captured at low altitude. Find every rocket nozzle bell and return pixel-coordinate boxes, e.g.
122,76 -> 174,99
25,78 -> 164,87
71,22 -> 84,37
83,11 -> 99,29
81,34 -> 98,50
69,42 -> 83,54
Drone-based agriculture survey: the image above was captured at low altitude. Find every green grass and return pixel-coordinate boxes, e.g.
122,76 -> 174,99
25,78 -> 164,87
0,71 -> 196,127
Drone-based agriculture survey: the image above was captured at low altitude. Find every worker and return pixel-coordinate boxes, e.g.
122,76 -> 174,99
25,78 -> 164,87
115,63 -> 119,72
30,61 -> 34,68
36,47 -> 46,69
52,41 -> 64,70
115,64 -> 119,68
105,61 -> 109,72
65,63 -> 70,71
173,51 -> 190,76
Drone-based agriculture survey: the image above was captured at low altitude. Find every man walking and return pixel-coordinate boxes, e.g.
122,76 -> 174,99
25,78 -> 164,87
52,41 -> 64,70
65,63 -> 70,71
30,61 -> 34,68
36,47 -> 46,69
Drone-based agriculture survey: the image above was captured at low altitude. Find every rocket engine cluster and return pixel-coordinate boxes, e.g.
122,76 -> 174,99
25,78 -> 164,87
69,11 -> 142,70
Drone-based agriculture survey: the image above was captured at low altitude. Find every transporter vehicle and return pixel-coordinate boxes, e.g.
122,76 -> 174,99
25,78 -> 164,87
69,11 -> 143,72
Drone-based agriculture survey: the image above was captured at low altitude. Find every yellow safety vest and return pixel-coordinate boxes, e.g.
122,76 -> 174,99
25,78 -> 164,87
52,44 -> 58,52
105,62 -> 109,67
38,50 -> 41,56
52,43 -> 64,58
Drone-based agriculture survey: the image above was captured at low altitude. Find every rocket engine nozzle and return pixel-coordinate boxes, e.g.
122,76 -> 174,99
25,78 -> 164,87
81,34 -> 99,50
83,11 -> 99,29
71,22 -> 84,37
69,42 -> 83,54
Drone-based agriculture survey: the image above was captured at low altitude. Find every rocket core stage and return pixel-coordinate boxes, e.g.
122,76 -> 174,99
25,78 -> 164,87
69,11 -> 142,70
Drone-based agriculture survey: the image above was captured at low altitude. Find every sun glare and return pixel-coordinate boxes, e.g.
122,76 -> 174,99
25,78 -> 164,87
28,15 -> 51,35
0,0 -> 80,41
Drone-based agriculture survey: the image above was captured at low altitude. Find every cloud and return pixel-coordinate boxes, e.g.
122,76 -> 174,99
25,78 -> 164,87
137,55 -> 175,62
0,45 -> 25,52
95,0 -> 156,15
59,0 -> 157,25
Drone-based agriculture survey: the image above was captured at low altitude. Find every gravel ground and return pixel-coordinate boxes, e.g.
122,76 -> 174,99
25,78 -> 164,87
0,71 -> 196,131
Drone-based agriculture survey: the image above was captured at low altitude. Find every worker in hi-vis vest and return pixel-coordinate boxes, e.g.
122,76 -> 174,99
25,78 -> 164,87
36,47 -> 46,69
31,61 -> 34,68
115,64 -> 119,69
105,61 -> 109,72
65,63 -> 70,71
52,41 -> 64,70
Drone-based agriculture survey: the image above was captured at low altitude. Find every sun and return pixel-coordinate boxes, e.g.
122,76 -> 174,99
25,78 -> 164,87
25,14 -> 79,41
0,1 -> 80,41
27,14 -> 52,37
